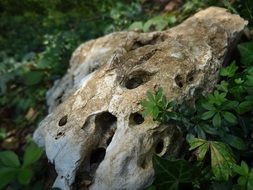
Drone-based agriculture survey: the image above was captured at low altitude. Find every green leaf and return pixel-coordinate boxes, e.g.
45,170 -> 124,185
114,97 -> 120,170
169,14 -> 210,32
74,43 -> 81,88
188,138 -> 209,161
222,111 -> 237,124
143,16 -> 168,32
201,110 -> 216,120
147,91 -> 155,103
216,80 -> 228,93
234,161 -> 249,176
152,155 -> 196,190
128,21 -> 143,31
210,141 -> 235,181
23,143 -> 43,168
155,88 -> 163,102
223,134 -> 247,150
188,137 -> 207,150
234,78 -> 244,85
0,151 -> 20,168
238,42 -> 253,66
212,113 -> 221,127
196,142 -> 209,161
208,91 -> 227,106
23,71 -> 44,86
201,102 -> 215,111
0,167 -> 18,189
238,176 -> 248,187
152,106 -> 160,120
201,124 -> 218,135
17,168 -> 33,185
222,101 -> 239,110
237,101 -> 253,114
220,61 -> 238,77
245,75 -> 253,86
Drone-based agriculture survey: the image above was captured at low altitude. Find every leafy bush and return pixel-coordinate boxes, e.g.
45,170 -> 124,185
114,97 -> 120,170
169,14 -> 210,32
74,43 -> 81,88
0,142 -> 43,189
142,41 -> 253,189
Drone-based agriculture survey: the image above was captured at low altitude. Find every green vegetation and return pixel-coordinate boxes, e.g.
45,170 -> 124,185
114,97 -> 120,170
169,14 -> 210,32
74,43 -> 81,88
142,41 -> 253,189
0,142 -> 43,189
0,0 -> 253,189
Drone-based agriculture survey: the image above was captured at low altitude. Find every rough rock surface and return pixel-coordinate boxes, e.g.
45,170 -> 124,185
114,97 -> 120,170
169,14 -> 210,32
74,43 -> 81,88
33,7 -> 247,190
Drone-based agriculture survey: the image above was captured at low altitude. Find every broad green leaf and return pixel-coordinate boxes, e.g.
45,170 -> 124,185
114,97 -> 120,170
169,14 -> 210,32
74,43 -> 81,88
201,124 -> 218,135
238,42 -> 253,66
17,168 -> 33,185
201,102 -> 215,111
237,101 -> 253,114
220,62 -> 238,77
234,78 -> 244,85
152,106 -> 160,120
188,137 -> 207,150
234,161 -> 249,176
222,111 -> 237,124
212,113 -> 221,127
23,71 -> 44,86
152,155 -> 197,190
222,101 -> 239,110
188,138 -> 209,161
216,80 -> 228,93
0,151 -> 20,168
196,142 -> 209,161
246,66 -> 253,75
147,91 -> 155,103
201,110 -> 216,120
143,16 -> 168,32
245,75 -> 253,86
23,143 -> 43,168
208,91 -> 227,106
0,167 -> 18,190
238,176 -> 247,187
210,141 -> 235,181
128,21 -> 143,31
155,88 -> 163,102
223,134 -> 247,150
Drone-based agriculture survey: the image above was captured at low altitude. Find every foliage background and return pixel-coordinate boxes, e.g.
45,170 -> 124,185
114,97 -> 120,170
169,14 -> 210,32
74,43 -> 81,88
0,0 -> 253,189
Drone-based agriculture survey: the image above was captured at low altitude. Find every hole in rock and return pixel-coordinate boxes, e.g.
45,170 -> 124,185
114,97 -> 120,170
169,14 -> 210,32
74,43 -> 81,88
55,132 -> 64,140
186,70 -> 196,83
90,147 -> 106,165
56,94 -> 63,105
95,112 -> 117,147
123,70 -> 151,89
130,112 -> 144,125
95,112 -> 117,132
58,115 -> 68,126
155,140 -> 164,154
125,77 -> 144,89
175,75 -> 184,88
140,158 -> 148,169
106,136 -> 113,146
130,35 -> 160,50
57,132 -> 63,136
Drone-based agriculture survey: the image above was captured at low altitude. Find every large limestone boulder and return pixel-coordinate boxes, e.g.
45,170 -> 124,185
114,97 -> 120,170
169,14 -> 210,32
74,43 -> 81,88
33,7 -> 247,190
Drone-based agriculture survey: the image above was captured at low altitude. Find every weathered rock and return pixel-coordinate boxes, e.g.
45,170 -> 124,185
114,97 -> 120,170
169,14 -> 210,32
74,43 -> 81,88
33,7 -> 247,190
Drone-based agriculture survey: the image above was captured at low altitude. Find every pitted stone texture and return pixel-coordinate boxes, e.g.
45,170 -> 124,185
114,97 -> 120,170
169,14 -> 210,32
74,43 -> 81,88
33,7 -> 247,190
